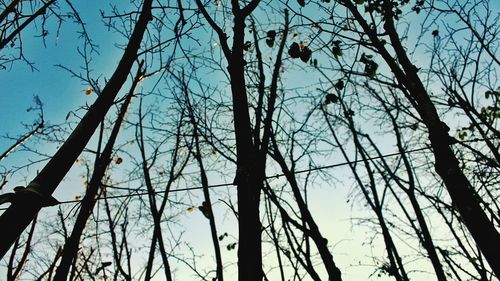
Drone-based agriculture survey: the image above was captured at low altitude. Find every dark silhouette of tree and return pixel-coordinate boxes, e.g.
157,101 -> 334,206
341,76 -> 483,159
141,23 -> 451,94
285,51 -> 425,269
194,1 -> 283,280
1,0 -> 498,280
339,1 -> 500,275
0,0 -> 153,259
179,71 -> 225,281
286,0 -> 498,277
52,62 -> 144,281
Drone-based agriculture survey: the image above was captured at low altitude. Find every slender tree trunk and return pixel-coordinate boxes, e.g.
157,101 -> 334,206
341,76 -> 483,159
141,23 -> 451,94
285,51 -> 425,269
53,66 -> 141,281
6,215 -> 37,281
264,196 -> 286,281
270,136 -> 342,281
103,190 -> 131,281
137,103 -> 173,281
322,106 -> 407,281
184,83 -> 224,281
0,0 -> 152,259
407,194 -> 448,281
264,184 -> 322,281
369,87 -> 447,281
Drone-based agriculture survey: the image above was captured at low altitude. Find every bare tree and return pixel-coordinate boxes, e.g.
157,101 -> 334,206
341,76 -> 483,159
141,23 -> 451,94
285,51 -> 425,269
0,0 -> 153,258
52,61 -> 144,281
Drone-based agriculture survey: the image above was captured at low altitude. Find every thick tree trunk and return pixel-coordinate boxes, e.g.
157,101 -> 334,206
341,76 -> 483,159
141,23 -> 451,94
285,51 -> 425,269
229,16 -> 263,281
0,0 -> 152,259
193,2 -> 263,279
229,59 -> 263,281
343,1 -> 500,276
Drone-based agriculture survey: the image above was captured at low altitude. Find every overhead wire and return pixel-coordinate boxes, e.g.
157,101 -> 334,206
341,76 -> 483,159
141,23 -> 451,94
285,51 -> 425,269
0,136 -> 496,210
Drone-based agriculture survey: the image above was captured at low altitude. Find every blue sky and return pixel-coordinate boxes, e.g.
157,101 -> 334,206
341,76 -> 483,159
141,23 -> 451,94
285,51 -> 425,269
0,1 -> 134,135
1,0 -> 498,280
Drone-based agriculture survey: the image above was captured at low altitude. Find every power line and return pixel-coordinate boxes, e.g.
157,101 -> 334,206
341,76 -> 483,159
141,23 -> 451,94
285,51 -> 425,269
0,136 -> 496,210
58,182 -> 235,205
61,145 -> 432,205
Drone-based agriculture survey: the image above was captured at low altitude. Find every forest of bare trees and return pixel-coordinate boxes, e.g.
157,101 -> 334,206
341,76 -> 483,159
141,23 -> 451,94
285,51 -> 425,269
0,0 -> 498,280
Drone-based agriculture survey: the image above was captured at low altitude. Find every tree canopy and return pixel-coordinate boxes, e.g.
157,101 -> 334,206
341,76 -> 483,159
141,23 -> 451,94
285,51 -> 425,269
0,0 -> 499,280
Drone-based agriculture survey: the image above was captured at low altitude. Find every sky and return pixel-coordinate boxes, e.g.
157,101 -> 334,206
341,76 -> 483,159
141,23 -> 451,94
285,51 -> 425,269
1,1 -> 129,145
1,0 -> 497,280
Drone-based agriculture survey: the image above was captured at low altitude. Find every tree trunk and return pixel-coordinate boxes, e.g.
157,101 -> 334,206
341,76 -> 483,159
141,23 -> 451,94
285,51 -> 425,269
53,67 -> 140,281
229,16 -> 263,281
0,0 -> 152,259
343,1 -> 500,275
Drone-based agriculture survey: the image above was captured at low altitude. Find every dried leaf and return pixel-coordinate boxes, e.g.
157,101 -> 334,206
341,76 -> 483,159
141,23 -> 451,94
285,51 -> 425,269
300,46 -> 312,62
114,156 -> 123,164
325,94 -> 339,104
288,42 -> 301,58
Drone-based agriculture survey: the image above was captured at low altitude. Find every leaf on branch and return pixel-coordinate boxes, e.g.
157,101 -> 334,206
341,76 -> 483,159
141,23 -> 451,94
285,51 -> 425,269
332,46 -> 342,57
288,42 -> 312,63
325,94 -> 339,104
458,130 -> 467,140
297,0 -> 305,7
359,53 -> 372,63
364,61 -> 378,78
218,232 -> 228,241
243,41 -> 252,51
360,53 -> 378,78
114,156 -> 123,164
266,30 -> 276,47
226,242 -> 237,251
332,40 -> 342,57
266,38 -> 274,47
335,80 -> 344,90
484,90 -> 498,99
284,249 -> 290,258
300,46 -> 312,62
198,201 -> 212,219
344,109 -> 355,117
288,42 -> 301,58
